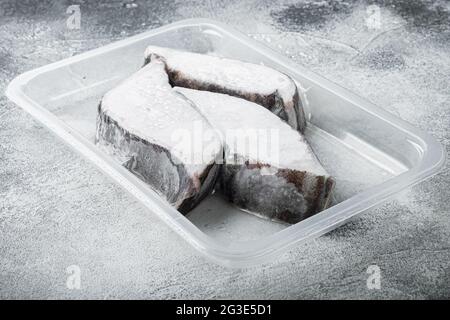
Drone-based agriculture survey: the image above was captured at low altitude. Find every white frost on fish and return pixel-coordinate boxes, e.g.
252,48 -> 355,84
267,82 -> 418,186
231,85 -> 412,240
144,46 -> 307,133
176,87 -> 334,223
96,59 -> 222,213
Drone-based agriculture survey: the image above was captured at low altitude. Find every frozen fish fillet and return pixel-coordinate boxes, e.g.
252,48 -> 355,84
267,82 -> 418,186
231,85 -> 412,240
144,46 -> 307,133
176,87 -> 334,223
96,59 -> 222,213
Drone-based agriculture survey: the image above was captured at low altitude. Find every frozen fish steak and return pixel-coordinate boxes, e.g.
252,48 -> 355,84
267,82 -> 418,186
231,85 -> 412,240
144,46 -> 307,133
176,87 -> 334,224
96,60 -> 222,214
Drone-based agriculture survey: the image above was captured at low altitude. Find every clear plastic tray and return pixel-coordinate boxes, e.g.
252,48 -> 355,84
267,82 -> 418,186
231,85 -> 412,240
6,19 -> 445,267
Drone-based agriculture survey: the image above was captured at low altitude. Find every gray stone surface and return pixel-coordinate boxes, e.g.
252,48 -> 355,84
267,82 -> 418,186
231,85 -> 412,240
0,0 -> 449,299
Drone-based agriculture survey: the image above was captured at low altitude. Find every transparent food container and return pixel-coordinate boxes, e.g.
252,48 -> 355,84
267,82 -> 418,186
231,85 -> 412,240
6,19 -> 445,267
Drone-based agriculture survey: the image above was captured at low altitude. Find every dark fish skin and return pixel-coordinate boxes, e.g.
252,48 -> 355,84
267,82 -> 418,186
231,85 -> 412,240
144,54 -> 307,134
96,50 -> 328,221
96,101 -> 220,214
219,161 -> 334,224
177,161 -> 221,214
175,86 -> 335,224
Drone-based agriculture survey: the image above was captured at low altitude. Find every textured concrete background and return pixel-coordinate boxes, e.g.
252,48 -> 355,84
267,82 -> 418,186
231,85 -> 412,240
0,0 -> 449,299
